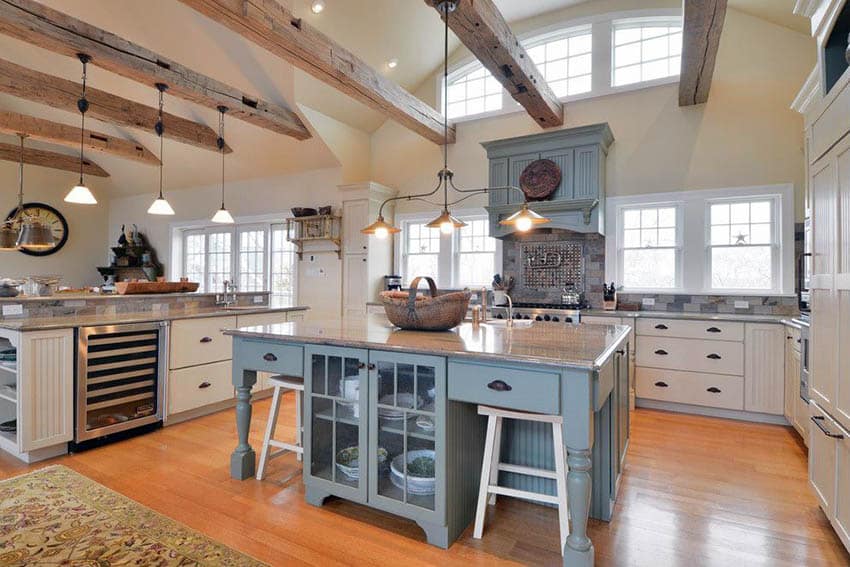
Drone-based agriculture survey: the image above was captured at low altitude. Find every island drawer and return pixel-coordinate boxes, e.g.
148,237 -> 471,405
168,360 -> 233,415
237,340 -> 303,376
636,318 -> 744,342
636,367 -> 743,410
170,316 -> 236,369
447,360 -> 559,414
636,336 -> 743,376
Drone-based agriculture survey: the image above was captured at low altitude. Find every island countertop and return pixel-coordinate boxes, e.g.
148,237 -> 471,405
224,315 -> 630,370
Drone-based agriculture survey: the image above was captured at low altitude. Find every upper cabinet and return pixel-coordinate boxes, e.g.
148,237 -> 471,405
481,123 -> 613,238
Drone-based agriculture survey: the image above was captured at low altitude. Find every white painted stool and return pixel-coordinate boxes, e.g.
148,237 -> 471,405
473,405 -> 569,554
256,375 -> 304,481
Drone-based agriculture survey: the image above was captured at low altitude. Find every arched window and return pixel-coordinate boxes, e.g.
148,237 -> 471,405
526,25 -> 593,97
445,65 -> 502,120
612,18 -> 682,87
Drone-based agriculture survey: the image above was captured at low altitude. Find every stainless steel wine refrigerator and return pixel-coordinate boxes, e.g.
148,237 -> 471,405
74,322 -> 167,446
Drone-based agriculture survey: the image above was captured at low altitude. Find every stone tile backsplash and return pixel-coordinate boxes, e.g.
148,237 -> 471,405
613,293 -> 799,316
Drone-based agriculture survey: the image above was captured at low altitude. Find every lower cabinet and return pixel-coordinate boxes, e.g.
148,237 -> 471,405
168,360 -> 233,415
809,400 -> 850,551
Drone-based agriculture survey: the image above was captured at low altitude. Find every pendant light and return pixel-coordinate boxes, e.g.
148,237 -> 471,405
147,83 -> 175,215
0,134 -> 25,251
13,135 -> 55,250
211,106 -> 234,224
64,53 -> 97,205
361,1 -> 549,238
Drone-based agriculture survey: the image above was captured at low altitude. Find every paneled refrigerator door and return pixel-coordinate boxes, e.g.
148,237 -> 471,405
809,401 -> 838,517
834,420 -> 850,550
834,139 -> 850,431
304,345 -> 369,503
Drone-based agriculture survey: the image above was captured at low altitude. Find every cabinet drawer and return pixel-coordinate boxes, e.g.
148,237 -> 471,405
168,360 -> 233,415
636,318 -> 744,342
636,367 -> 743,410
237,339 -> 303,376
236,312 -> 290,328
636,336 -> 743,376
170,316 -> 236,369
447,360 -> 559,414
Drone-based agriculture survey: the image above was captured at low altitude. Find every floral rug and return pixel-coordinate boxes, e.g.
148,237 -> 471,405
0,465 -> 267,566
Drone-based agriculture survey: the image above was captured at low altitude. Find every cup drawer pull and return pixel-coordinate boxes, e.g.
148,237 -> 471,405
654,324 -> 669,330
487,380 -> 513,392
654,381 -> 669,388
198,381 -> 211,389
200,336 -> 213,343
811,415 -> 845,439
706,327 -> 722,333
706,353 -> 722,360
654,349 -> 668,355
263,353 -> 278,362
706,387 -> 721,393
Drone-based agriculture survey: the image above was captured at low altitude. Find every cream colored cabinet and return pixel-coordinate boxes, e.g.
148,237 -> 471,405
836,429 -> 850,550
636,367 -> 744,410
637,336 -> 744,376
168,360 -> 233,415
636,318 -> 744,341
236,312 -> 289,328
784,327 -> 798,423
810,401 -> 839,518
170,316 -> 236,370
343,253 -> 370,318
835,139 -> 850,432
744,324 -> 785,415
343,199 -> 370,254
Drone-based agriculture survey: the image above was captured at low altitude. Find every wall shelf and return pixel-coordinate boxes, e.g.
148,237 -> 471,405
285,215 -> 342,260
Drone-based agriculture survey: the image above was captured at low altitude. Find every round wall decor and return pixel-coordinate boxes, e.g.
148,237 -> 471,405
519,159 -> 562,201
6,202 -> 69,256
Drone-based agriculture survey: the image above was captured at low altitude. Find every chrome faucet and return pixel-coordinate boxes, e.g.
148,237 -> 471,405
505,293 -> 514,327
217,280 -> 238,307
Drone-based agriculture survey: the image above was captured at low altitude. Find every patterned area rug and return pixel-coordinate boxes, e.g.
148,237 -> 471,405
0,465 -> 267,566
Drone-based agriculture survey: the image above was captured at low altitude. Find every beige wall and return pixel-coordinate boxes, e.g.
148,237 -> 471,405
370,8 -> 816,221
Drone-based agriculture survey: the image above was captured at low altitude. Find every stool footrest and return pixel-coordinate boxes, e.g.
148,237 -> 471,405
487,485 -> 559,506
497,462 -> 558,480
269,440 -> 303,455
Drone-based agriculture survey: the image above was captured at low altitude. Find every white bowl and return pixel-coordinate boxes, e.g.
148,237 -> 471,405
389,449 -> 436,496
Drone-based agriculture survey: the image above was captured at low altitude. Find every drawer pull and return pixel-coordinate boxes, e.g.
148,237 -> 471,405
198,381 -> 211,389
199,336 -> 213,343
706,387 -> 721,393
616,349 -> 625,355
654,381 -> 669,388
706,327 -> 722,333
654,349 -> 668,356
811,415 -> 845,439
654,324 -> 669,330
367,363 -> 376,370
358,362 -> 366,369
487,380 -> 513,392
706,353 -> 722,360
263,353 -> 278,362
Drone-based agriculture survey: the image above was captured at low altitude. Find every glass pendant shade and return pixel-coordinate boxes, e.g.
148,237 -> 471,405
147,196 -> 175,215
499,203 -> 551,232
426,210 -> 466,234
0,223 -> 18,250
361,216 -> 400,239
65,183 -> 97,205
16,218 -> 54,250
211,207 -> 235,224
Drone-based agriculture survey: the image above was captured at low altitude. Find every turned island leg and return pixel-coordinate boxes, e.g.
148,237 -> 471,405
564,447 -> 594,566
231,366 -> 258,480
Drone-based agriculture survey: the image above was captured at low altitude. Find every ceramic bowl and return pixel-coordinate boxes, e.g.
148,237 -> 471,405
390,449 -> 436,495
336,446 -> 387,480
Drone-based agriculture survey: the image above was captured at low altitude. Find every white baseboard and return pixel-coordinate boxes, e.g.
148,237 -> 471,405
636,398 -> 790,425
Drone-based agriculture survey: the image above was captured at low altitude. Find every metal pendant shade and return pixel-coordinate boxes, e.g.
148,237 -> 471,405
425,209 -> 466,233
499,203 -> 551,232
361,215 -> 401,237
2,134 -> 54,251
16,219 -> 55,250
211,106 -> 234,224
0,223 -> 18,250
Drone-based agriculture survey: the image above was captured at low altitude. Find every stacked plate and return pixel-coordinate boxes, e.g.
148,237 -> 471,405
377,393 -> 416,421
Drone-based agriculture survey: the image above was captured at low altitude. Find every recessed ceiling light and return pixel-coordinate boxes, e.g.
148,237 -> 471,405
311,1 -> 325,14
386,58 -> 399,69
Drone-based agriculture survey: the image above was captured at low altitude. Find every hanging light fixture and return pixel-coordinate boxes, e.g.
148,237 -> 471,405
0,134 -> 26,251
11,135 -> 55,250
147,83 -> 175,216
65,53 -> 97,205
361,1 -> 549,238
211,106 -> 234,224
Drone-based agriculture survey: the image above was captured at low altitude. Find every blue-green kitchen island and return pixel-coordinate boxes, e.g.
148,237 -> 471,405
224,316 -> 630,567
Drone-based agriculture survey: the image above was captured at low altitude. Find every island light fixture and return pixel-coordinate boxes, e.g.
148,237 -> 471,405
147,83 -> 176,216
311,1 -> 325,14
64,53 -> 98,205
211,106 -> 235,224
361,1 -> 549,238
12,135 -> 55,250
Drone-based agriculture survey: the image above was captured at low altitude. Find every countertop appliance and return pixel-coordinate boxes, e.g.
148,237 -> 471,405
490,301 -> 585,323
384,275 -> 402,291
74,322 -> 167,448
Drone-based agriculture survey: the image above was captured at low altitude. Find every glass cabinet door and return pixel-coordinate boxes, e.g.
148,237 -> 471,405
369,351 -> 445,521
304,346 -> 368,502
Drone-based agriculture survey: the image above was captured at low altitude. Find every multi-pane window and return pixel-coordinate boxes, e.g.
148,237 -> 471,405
238,228 -> 266,292
527,29 -> 592,97
403,221 -> 441,284
206,231 -> 232,293
709,200 -> 776,290
271,226 -> 298,307
620,206 -> 678,289
456,218 -> 497,286
183,232 -> 205,287
445,66 -> 502,120
612,19 -> 682,87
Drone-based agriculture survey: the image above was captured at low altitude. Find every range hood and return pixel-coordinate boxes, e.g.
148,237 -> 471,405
481,123 -> 614,238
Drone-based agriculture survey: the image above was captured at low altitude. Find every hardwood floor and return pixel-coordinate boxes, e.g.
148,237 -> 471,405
1,398 -> 848,566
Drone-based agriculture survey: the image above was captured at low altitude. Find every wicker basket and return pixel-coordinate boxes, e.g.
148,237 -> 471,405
380,276 -> 471,331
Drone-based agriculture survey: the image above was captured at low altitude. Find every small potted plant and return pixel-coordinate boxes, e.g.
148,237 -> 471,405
491,274 -> 514,306
603,282 -> 618,311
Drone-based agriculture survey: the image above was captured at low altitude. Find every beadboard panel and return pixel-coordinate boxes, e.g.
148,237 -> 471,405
574,146 -> 598,200
744,324 -> 786,415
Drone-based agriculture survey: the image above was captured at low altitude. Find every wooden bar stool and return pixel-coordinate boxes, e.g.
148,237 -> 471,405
256,375 -> 304,481
473,405 -> 569,554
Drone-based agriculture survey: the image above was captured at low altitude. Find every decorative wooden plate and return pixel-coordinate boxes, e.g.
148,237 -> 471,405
519,159 -> 562,201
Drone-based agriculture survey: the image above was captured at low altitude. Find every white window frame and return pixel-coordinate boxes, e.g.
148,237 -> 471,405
453,213 -> 499,288
605,184 -> 795,295
438,9 -> 681,124
617,203 -> 684,292
394,208 -> 502,289
611,16 -> 682,88
170,213 -> 299,305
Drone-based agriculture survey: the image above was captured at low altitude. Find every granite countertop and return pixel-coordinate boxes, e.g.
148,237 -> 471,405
581,309 -> 792,324
0,291 -> 269,303
0,306 -> 309,331
780,317 -> 810,329
224,315 -> 631,371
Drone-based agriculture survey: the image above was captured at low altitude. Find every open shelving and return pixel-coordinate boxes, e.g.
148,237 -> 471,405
285,215 -> 342,260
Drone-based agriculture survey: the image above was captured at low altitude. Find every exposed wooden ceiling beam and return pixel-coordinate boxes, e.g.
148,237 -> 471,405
0,58 -> 230,153
0,0 -> 310,140
0,111 -> 160,166
425,0 -> 563,128
679,0 -> 727,106
0,140 -> 108,176
178,0 -> 454,145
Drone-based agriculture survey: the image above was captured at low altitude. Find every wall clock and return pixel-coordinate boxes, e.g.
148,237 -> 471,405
5,202 -> 69,256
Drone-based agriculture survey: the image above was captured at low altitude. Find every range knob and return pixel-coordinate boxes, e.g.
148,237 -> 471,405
496,313 -> 504,319
544,314 -> 551,321
552,316 -> 560,322
523,314 -> 531,320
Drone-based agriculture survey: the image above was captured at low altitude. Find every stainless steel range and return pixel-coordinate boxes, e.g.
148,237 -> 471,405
490,302 -> 585,323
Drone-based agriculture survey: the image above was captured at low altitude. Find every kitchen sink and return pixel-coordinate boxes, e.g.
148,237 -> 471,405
480,319 -> 534,328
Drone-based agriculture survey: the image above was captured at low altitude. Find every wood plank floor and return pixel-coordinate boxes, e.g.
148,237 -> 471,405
1,398 -> 848,566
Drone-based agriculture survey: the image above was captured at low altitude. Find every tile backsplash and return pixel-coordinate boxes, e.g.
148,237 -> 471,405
613,293 -> 799,316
